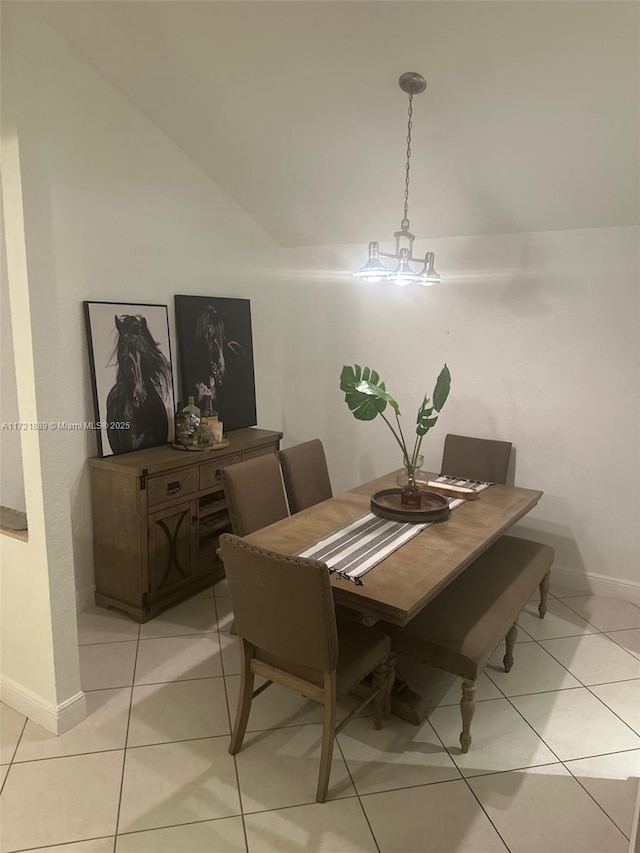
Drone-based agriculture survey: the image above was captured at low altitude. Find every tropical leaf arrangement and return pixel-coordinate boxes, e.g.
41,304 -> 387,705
339,363 -> 452,486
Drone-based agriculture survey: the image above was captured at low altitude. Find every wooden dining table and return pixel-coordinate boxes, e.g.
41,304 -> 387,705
243,471 -> 543,723
244,470 -> 543,626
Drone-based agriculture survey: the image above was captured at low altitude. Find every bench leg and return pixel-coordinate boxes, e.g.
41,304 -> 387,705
459,679 -> 476,754
539,570 -> 551,619
503,621 -> 518,672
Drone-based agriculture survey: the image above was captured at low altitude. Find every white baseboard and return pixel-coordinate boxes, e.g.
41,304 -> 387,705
0,675 -> 87,735
76,583 -> 95,613
551,563 -> 640,605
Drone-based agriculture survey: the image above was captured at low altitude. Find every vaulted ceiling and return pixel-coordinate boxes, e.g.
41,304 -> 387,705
25,1 -> 640,247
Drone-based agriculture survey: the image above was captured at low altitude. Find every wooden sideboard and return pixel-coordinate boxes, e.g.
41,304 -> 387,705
89,427 -> 283,622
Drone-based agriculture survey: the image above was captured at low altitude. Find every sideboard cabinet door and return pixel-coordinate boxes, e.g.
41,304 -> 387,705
148,500 -> 198,605
90,427 -> 283,622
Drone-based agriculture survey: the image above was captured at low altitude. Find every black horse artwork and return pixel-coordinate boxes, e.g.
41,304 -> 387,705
175,296 -> 257,431
192,306 -> 246,412
106,314 -> 172,454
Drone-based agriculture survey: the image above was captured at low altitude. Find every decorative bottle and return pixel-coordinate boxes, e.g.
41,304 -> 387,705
174,401 -> 192,447
179,396 -> 200,445
202,400 -> 222,444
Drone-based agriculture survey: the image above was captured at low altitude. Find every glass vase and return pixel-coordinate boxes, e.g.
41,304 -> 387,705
396,454 -> 427,508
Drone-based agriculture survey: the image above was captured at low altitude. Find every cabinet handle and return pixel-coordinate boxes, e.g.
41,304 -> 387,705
166,481 -> 182,494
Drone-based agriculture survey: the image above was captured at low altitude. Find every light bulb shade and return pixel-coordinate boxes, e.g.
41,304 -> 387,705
353,241 -> 389,281
420,251 -> 441,286
387,248 -> 420,285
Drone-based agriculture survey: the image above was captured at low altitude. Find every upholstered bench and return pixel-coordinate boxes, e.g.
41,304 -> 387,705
379,535 -> 553,753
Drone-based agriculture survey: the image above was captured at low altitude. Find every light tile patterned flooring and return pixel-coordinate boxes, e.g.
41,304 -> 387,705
1,582 -> 639,852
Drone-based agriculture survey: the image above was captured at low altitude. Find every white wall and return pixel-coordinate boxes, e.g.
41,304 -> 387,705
5,7 -> 284,607
0,194 -> 26,513
281,226 -> 640,599
1,8 -> 86,733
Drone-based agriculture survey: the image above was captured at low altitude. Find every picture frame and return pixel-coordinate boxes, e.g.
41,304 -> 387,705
83,301 -> 175,457
174,295 -> 257,432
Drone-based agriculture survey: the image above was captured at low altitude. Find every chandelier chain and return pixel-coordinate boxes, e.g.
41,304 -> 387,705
403,92 -> 413,223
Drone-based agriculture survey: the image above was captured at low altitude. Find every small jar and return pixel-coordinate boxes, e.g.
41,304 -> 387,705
194,419 -> 213,447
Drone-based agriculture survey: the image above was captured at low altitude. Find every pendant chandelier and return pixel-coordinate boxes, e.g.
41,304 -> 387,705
354,72 -> 441,287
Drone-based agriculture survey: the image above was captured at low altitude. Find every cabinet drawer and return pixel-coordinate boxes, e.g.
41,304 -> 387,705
147,468 -> 197,507
199,454 -> 242,491
241,445 -> 277,462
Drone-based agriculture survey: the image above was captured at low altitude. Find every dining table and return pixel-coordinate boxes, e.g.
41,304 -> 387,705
243,470 -> 543,722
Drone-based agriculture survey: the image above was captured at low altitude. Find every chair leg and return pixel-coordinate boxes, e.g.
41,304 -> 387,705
459,679 -> 476,754
317,673 -> 337,803
503,621 -> 518,672
538,570 -> 551,618
229,639 -> 254,755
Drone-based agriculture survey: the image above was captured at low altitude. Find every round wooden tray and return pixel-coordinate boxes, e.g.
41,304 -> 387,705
371,488 -> 450,523
171,439 -> 230,452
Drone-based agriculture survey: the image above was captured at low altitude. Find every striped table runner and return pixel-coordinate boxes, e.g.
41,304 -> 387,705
435,475 -> 492,494
297,477 -> 492,584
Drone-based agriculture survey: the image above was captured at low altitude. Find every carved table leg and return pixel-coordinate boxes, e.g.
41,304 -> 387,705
503,621 -> 518,672
460,679 -> 476,754
384,652 -> 397,720
371,661 -> 387,730
539,570 -> 551,619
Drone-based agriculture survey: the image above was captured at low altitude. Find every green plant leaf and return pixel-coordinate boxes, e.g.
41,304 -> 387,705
340,364 -> 388,421
417,414 -> 438,436
355,380 -> 400,415
416,396 -> 437,436
339,364 -> 358,392
416,396 -> 432,424
433,364 -> 451,412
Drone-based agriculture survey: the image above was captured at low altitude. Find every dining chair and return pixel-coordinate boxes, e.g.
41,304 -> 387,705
219,533 -> 394,803
279,438 -> 333,514
440,433 -> 512,485
220,453 -> 289,536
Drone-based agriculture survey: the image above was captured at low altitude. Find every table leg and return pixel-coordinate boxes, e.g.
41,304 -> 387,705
351,669 -> 429,725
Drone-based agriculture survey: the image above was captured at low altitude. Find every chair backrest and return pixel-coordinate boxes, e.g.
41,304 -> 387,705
279,439 -> 333,514
440,434 -> 512,485
220,453 -> 289,536
219,533 -> 339,672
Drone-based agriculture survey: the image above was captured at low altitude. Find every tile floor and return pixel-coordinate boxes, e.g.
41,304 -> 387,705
1,582 -> 639,852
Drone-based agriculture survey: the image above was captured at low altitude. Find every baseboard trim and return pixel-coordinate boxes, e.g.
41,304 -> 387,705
0,675 -> 86,734
551,563 -> 640,605
76,583 -> 95,613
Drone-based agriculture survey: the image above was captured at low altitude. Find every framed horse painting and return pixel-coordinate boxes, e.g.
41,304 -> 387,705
83,301 -> 175,456
174,295 -> 257,432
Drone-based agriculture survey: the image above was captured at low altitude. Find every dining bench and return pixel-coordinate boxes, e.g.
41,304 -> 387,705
379,535 -> 553,753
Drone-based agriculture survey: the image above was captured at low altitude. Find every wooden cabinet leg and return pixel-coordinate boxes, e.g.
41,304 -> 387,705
503,621 -> 518,672
539,570 -> 551,618
460,679 -> 476,754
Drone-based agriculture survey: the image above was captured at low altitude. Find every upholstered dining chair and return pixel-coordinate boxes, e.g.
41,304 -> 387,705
219,533 -> 394,803
220,453 -> 289,536
440,434 -> 512,485
279,438 -> 333,514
